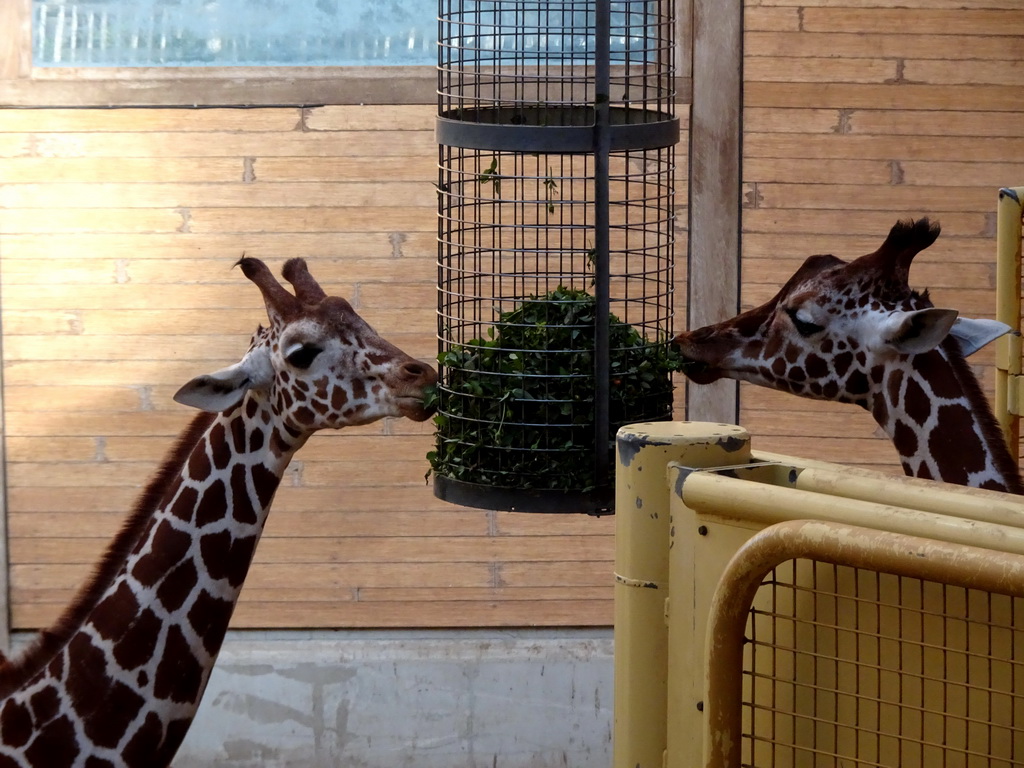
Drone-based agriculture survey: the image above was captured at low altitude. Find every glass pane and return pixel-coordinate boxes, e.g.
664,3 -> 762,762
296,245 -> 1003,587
32,0 -> 438,66
441,1 -> 659,63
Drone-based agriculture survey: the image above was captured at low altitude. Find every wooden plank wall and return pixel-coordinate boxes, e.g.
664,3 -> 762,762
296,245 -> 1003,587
10,0 -> 1018,631
741,0 -> 1024,474
0,105 -> 690,630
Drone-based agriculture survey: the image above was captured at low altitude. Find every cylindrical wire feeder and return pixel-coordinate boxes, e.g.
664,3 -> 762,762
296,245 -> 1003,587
432,0 -> 679,513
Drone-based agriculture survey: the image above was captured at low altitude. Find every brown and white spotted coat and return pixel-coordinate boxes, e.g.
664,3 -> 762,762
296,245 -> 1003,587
0,257 -> 436,768
674,218 -> 1024,494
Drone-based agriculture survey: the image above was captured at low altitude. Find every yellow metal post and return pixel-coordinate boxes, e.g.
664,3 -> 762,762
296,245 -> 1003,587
614,422 -> 751,768
665,470 -> 764,768
994,186 -> 1024,456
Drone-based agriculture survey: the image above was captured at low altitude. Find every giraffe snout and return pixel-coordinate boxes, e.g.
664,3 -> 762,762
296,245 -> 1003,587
675,326 -> 716,345
672,329 -> 727,384
393,358 -> 438,421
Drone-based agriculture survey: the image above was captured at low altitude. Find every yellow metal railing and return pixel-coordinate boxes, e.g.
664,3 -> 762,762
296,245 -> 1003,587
613,422 -> 1024,768
995,186 -> 1024,457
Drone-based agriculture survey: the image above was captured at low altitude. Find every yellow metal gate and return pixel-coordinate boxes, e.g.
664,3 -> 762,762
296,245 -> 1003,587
613,423 -> 1024,768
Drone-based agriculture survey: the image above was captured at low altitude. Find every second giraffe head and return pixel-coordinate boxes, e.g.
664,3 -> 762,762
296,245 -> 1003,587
674,218 -> 1009,407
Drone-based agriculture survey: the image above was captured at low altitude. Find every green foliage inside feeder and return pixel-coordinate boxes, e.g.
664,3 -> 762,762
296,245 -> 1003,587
427,287 -> 682,491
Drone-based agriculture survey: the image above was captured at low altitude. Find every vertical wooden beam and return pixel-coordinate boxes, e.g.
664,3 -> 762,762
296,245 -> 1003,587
675,0 -> 692,82
0,0 -> 24,652
686,0 -> 741,424
0,0 -> 31,82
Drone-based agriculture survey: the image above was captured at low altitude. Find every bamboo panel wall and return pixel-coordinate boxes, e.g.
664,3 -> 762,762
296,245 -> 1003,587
741,0 -> 1024,474
0,105 -> 690,630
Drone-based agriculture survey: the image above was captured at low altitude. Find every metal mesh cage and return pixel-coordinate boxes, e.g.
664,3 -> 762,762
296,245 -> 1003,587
433,0 -> 679,513
437,0 -> 675,116
745,560 -> 1024,767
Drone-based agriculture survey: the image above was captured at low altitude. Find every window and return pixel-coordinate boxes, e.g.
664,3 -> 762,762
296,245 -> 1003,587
32,0 -> 437,67
0,0 -> 438,106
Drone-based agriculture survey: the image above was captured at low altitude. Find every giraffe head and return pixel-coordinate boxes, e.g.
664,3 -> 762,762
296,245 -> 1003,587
173,257 -> 437,430
674,218 -> 1009,409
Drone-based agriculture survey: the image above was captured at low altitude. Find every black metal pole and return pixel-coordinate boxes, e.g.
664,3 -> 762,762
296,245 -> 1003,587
593,0 -> 612,506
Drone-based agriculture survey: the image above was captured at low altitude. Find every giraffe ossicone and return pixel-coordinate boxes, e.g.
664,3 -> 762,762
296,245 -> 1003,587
674,218 -> 1023,494
0,257 -> 436,768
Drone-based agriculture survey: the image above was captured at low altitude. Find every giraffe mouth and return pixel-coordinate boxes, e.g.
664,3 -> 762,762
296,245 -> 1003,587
398,396 -> 436,421
678,356 -> 723,385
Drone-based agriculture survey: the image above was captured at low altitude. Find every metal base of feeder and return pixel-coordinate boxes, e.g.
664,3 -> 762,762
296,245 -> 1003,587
434,476 -> 614,515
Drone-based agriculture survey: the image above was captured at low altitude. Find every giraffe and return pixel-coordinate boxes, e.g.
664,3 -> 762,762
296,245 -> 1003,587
0,257 -> 437,767
673,217 -> 1024,494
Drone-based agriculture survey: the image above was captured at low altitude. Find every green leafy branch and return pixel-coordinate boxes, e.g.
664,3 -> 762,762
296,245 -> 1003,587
427,287 -> 682,490
479,156 -> 502,196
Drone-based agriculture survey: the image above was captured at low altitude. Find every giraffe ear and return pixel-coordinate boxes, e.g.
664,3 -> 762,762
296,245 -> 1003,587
949,317 -> 1013,357
883,308 -> 959,355
173,362 -> 253,412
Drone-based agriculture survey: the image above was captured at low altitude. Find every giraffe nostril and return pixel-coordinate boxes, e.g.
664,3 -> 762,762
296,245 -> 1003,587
690,326 -> 716,343
401,360 -> 433,381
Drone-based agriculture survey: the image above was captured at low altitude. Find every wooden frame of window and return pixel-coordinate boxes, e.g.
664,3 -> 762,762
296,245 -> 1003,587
0,0 -> 696,108
0,0 -> 439,106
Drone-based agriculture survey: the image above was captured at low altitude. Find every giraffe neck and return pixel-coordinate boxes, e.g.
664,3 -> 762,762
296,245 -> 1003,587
0,395 -> 305,767
871,340 -> 1024,494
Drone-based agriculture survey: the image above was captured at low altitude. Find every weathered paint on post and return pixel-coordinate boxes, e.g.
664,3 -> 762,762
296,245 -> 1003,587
613,422 -> 750,768
995,186 -> 1024,456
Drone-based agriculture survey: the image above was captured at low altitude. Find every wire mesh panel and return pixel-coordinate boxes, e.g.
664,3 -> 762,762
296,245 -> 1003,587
433,0 -> 679,513
745,560 -> 1024,768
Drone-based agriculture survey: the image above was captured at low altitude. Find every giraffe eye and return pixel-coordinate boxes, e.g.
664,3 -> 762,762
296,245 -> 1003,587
285,344 -> 323,370
786,308 -> 825,337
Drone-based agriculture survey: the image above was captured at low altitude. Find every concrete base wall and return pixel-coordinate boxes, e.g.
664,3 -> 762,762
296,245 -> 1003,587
172,629 -> 613,768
